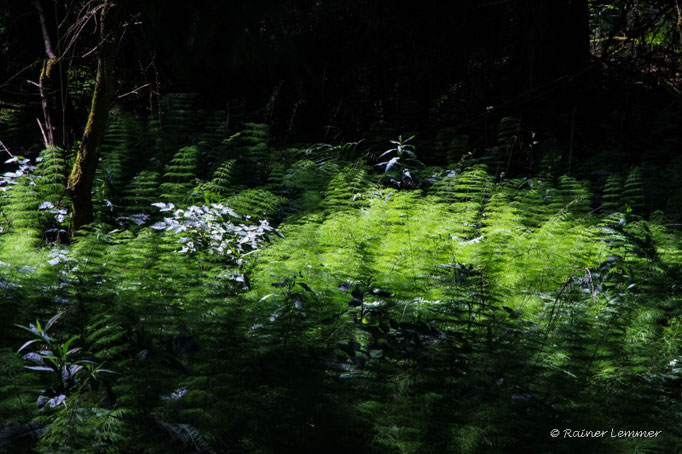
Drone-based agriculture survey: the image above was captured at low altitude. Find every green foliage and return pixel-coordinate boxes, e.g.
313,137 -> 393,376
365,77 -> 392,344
156,93 -> 202,158
322,162 -> 377,212
2,172 -> 40,235
205,159 -> 236,197
96,110 -> 147,216
160,146 -> 200,204
623,166 -> 644,212
16,312 -> 106,408
34,148 -> 68,206
0,148 -> 68,240
602,173 -> 624,212
0,108 -> 681,453
37,401 -> 129,454
224,188 -> 287,221
492,116 -> 521,174
226,122 -> 271,186
376,135 -> 423,187
121,170 -> 161,216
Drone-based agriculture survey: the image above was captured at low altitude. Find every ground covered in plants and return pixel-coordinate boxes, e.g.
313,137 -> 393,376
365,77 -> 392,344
0,102 -> 681,453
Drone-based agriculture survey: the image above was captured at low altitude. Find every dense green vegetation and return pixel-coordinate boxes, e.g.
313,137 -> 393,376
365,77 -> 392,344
0,103 -> 681,452
2,1 -> 682,453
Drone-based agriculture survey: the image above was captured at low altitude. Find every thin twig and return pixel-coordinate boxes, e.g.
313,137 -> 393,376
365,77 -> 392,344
117,83 -> 151,99
0,139 -> 14,157
59,4 -> 105,62
36,118 -> 49,148
81,43 -> 100,58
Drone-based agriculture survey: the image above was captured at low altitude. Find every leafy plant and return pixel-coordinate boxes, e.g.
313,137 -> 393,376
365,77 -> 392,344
376,135 -> 423,187
16,312 -> 112,411
151,202 -> 281,287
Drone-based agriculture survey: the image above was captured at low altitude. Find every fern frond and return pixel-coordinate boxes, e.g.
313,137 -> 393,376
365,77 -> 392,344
623,166 -> 644,212
122,170 -> 161,215
160,146 -> 200,204
225,188 -> 286,221
201,159 -> 236,199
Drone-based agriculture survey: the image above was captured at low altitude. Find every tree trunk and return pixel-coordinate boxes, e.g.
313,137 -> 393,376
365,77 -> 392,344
33,0 -> 57,147
67,1 -> 121,233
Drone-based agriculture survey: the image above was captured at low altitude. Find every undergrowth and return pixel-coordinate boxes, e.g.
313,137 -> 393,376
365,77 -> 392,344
0,99 -> 680,453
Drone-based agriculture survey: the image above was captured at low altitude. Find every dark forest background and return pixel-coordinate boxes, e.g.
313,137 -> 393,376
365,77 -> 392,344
2,1 -> 680,159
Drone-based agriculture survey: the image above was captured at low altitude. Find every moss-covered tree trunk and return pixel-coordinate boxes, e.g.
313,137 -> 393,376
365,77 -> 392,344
67,1 -> 121,233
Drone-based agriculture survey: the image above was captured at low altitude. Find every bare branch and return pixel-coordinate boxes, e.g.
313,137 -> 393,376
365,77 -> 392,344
81,43 -> 100,58
36,118 -> 49,148
0,140 -> 14,158
117,83 -> 151,99
60,6 -> 105,60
